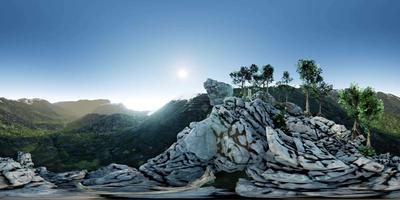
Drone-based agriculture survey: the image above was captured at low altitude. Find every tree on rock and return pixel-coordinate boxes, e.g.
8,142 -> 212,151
338,84 -> 384,145
296,59 -> 323,115
230,66 -> 252,97
277,71 -> 293,104
338,84 -> 363,139
359,87 -> 384,147
315,81 -> 333,116
259,64 -> 274,94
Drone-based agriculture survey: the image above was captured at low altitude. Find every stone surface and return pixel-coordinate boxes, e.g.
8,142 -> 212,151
203,78 -> 233,106
252,91 -> 276,104
284,102 -> 303,116
17,152 -> 34,168
82,163 -> 148,187
137,97 -> 400,198
0,156 -> 55,192
36,166 -> 86,188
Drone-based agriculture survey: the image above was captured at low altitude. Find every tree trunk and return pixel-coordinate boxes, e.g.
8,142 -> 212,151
285,94 -> 288,104
366,129 -> 372,147
241,82 -> 245,97
305,90 -> 310,115
317,97 -> 322,116
266,82 -> 269,95
351,119 -> 359,139
248,88 -> 252,100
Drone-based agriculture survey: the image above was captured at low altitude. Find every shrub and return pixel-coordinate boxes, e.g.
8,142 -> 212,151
273,113 -> 287,131
357,145 -> 376,156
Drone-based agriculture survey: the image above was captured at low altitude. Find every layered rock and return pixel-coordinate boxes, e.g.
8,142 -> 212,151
0,153 -> 56,195
203,78 -> 233,106
138,96 -> 400,198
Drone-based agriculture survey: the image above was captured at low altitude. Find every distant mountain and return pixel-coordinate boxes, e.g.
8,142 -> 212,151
63,113 -> 147,135
0,98 -> 65,136
0,97 -> 148,136
53,99 -> 148,121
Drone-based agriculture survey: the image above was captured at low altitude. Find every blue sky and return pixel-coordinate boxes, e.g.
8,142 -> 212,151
0,0 -> 399,111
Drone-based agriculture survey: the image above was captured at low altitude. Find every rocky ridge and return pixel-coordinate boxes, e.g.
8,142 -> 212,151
1,79 -> 400,198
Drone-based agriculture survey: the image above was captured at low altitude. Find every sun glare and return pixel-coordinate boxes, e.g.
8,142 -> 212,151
177,69 -> 188,79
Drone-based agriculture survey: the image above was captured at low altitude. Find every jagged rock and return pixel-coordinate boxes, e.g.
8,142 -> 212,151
82,164 -> 148,187
17,152 -> 34,168
0,176 -> 8,189
252,91 -> 276,104
136,97 -> 400,198
37,167 -> 86,187
0,156 -> 55,192
284,102 -> 303,116
203,78 -> 233,106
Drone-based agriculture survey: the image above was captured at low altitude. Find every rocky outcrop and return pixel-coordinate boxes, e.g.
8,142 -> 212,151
82,164 -> 149,188
37,167 -> 87,187
203,78 -> 233,106
252,90 -> 276,104
0,153 -> 56,194
138,96 -> 400,198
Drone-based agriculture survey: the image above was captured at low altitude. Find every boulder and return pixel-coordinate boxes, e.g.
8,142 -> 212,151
284,102 -> 303,116
203,78 -> 233,106
252,91 -> 276,104
17,152 -> 34,168
82,164 -> 147,187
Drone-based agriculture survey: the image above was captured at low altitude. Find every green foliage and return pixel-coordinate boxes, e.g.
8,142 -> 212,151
260,64 -> 274,88
338,84 -> 384,128
315,81 -> 333,99
314,81 -> 333,115
296,59 -> 323,114
276,71 -> 293,102
272,113 -> 287,131
359,87 -> 384,126
357,145 -> 376,156
296,59 -> 323,87
338,83 -> 362,120
338,84 -> 384,146
374,113 -> 400,137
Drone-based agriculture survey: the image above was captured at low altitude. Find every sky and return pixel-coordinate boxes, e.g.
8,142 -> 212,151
0,0 -> 399,111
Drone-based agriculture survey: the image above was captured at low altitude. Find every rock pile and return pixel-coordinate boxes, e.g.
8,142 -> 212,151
0,153 -> 55,194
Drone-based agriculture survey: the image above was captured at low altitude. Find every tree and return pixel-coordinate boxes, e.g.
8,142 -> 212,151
296,59 -> 322,115
315,81 -> 333,116
249,64 -> 260,87
247,64 -> 259,99
338,84 -> 384,145
259,64 -> 274,94
359,87 -> 384,147
277,71 -> 293,104
338,84 -> 363,139
229,66 -> 253,97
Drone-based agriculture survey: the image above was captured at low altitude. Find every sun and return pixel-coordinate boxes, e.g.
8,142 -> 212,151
177,69 -> 188,79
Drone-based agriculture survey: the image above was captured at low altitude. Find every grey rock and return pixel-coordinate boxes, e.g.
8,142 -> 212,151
284,102 -> 303,116
252,91 -> 276,104
82,164 -> 148,187
203,78 -> 233,106
17,152 -> 34,168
